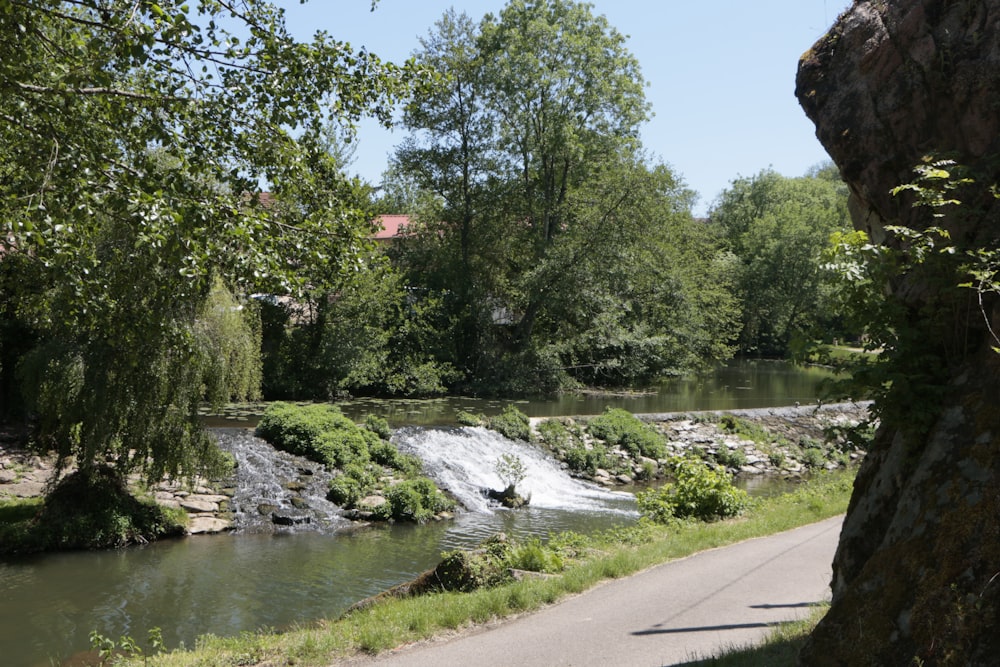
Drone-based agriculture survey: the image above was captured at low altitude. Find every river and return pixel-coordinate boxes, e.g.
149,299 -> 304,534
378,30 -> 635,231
0,360 -> 835,666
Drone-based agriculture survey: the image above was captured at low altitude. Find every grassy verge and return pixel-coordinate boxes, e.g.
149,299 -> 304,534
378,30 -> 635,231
116,469 -> 854,667
677,603 -> 828,666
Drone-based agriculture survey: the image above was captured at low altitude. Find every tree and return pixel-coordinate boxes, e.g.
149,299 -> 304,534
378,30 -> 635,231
0,1 -> 419,482
391,0 -> 735,392
710,166 -> 851,356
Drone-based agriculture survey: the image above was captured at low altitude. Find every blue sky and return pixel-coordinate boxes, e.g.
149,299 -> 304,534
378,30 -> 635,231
279,1 -> 851,215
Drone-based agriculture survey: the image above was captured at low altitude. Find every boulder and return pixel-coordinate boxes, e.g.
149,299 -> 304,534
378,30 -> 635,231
796,2 -> 1000,663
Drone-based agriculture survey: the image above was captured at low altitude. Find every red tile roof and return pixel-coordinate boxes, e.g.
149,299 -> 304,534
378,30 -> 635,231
374,214 -> 411,241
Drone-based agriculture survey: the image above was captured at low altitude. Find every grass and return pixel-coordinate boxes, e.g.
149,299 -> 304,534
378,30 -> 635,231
676,603 -> 829,666
115,469 -> 855,667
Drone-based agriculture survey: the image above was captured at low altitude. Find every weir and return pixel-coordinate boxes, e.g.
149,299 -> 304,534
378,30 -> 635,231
214,428 -> 352,532
393,426 -> 635,515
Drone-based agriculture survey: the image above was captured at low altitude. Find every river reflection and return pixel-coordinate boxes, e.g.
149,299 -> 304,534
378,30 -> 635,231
1,505 -> 634,666
205,359 -> 836,427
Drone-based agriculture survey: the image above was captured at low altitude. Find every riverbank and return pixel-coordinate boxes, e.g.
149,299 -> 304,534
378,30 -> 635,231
113,469 -> 855,667
534,401 -> 872,488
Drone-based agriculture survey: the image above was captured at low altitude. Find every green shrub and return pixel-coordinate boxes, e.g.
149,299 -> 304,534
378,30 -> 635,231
364,414 -> 392,441
2,467 -> 187,553
508,537 -> 564,573
369,439 -> 422,475
534,419 -> 579,449
801,448 -> 827,469
487,405 -> 530,441
256,402 -> 365,467
715,445 -> 747,469
314,428 -> 371,469
717,414 -> 773,445
563,443 -> 609,474
341,462 -> 377,489
327,475 -> 364,507
637,457 -> 749,523
587,408 -> 666,460
768,450 -> 786,467
374,477 -> 453,522
455,410 -> 484,427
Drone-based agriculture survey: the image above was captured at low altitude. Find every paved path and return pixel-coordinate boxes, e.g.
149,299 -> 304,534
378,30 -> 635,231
343,516 -> 842,667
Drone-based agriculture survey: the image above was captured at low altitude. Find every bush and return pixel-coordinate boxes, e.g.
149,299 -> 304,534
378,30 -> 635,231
327,475 -> 364,507
256,402 -> 364,467
455,410 -> 484,427
563,443 -> 609,474
314,429 -> 371,469
369,439 -> 422,475
364,414 -> 392,441
534,418 -> 576,449
3,466 -> 187,553
587,408 -> 666,460
487,405 -> 530,441
637,457 -> 749,522
508,537 -> 564,573
715,445 -> 747,469
801,448 -> 828,469
374,477 -> 453,522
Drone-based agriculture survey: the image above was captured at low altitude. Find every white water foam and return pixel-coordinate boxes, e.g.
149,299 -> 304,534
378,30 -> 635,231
394,426 -> 634,514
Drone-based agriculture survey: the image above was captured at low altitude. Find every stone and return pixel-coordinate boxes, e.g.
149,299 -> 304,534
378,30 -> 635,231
357,494 -> 387,509
179,499 -> 218,513
796,1 -> 1000,663
187,517 -> 232,534
271,513 -> 311,526
0,470 -> 17,484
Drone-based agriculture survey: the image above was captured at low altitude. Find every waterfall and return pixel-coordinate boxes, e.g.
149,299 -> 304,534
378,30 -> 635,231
394,426 -> 634,514
213,429 -> 352,533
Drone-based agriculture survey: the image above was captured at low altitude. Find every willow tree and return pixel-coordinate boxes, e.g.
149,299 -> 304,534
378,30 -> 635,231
0,1 -> 419,482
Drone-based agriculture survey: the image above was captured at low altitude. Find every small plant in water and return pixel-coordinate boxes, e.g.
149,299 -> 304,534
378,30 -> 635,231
495,453 -> 527,492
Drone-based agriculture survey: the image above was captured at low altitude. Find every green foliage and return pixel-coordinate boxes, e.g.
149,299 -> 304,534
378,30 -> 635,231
364,415 -> 393,441
456,411 -> 485,427
327,475 -> 365,508
1,467 -> 186,554
714,446 -> 747,470
563,443 -> 610,475
389,3 -> 737,394
494,454 -> 528,490
256,403 -> 358,467
0,1 -> 422,482
486,405 -> 531,441
374,478 -> 454,522
369,440 -> 423,476
717,414 -> 774,445
587,408 -> 666,460
637,457 -> 749,523
710,166 -> 853,355
508,538 -> 565,573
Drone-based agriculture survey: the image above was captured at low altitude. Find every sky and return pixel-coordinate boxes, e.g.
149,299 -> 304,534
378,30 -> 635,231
278,1 -> 852,216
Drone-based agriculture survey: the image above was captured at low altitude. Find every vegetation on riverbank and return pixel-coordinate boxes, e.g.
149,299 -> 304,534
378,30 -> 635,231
256,402 -> 455,522
0,467 -> 188,555
106,469 -> 854,667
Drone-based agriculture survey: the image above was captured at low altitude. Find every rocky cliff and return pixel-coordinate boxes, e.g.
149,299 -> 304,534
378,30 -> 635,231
796,1 -> 1000,665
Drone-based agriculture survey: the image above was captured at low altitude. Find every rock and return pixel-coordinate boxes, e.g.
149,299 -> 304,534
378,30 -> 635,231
271,513 -> 311,526
187,517 -> 232,534
796,2 -> 1000,663
179,499 -> 218,513
614,474 -> 633,485
357,494 -> 387,509
0,470 -> 17,484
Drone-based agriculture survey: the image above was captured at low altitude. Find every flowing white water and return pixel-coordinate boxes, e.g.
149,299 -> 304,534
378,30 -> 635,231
394,426 -> 635,514
214,428 -> 351,533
